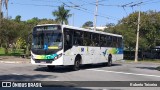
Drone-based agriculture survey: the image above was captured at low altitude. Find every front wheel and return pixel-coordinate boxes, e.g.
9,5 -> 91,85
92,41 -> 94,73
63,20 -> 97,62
73,59 -> 81,71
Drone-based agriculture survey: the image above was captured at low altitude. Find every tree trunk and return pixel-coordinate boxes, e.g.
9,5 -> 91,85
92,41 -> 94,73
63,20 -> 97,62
5,42 -> 8,54
25,43 -> 29,58
0,0 -> 2,27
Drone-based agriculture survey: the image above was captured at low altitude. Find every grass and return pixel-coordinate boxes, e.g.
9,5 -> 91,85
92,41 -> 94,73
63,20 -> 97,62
0,47 -> 25,56
0,48 -> 4,54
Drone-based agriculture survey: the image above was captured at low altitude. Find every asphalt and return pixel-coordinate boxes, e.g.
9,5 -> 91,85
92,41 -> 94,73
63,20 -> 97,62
0,56 -> 160,65
0,56 -> 160,90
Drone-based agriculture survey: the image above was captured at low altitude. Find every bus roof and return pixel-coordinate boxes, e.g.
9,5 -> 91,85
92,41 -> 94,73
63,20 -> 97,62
62,25 -> 122,37
35,24 -> 122,37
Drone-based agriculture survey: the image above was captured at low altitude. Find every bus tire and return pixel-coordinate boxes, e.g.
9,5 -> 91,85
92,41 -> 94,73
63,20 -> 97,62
47,65 -> 55,70
73,56 -> 81,71
108,54 -> 112,67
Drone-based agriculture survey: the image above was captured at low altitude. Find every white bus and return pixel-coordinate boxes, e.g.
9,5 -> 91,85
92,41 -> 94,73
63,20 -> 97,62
31,24 -> 123,70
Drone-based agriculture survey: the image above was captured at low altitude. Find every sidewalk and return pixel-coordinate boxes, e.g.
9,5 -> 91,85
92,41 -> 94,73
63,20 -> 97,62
0,56 -> 30,64
115,60 -> 160,65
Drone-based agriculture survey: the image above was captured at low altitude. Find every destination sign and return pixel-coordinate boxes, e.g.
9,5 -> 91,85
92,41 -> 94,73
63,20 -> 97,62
34,25 -> 61,31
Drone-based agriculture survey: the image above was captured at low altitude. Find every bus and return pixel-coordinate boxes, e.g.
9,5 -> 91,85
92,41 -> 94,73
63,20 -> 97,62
31,24 -> 123,70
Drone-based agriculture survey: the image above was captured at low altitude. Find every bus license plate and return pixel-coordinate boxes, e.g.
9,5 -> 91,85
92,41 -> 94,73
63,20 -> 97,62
40,61 -> 46,64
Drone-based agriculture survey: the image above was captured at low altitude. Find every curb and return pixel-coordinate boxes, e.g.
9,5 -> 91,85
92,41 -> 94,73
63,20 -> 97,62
0,61 -> 31,64
115,60 -> 160,65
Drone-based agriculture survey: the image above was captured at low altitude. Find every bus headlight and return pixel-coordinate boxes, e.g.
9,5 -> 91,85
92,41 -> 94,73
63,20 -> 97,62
54,53 -> 62,60
58,53 -> 62,58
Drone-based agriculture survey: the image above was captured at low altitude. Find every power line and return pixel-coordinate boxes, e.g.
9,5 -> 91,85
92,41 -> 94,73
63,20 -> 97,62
10,0 -> 159,23
10,2 -> 79,8
141,0 -> 160,5
10,2 -> 59,7
62,0 -> 120,20
32,0 -> 70,4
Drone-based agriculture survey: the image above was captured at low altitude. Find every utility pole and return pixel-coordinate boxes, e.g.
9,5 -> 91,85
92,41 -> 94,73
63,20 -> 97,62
135,5 -> 141,62
72,13 -> 74,26
94,0 -> 98,31
6,0 -> 8,19
0,0 -> 2,25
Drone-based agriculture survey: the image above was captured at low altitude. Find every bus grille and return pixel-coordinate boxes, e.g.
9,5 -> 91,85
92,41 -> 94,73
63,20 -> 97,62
35,59 -> 52,63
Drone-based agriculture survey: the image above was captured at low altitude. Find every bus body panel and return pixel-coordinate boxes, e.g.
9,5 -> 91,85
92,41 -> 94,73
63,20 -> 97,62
31,50 -> 63,65
63,46 -> 123,65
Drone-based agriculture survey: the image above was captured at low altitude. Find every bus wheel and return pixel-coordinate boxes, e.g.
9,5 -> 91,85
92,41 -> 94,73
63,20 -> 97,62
108,55 -> 112,67
47,65 -> 55,70
73,57 -> 81,71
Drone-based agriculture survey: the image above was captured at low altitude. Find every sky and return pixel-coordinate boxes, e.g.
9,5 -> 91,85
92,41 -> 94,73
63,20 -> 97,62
2,0 -> 160,27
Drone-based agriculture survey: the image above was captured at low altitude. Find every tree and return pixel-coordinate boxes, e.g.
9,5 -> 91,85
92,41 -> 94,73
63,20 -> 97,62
0,0 -> 9,18
107,11 -> 160,51
52,5 -> 72,25
106,23 -> 115,27
38,18 -> 57,25
82,21 -> 93,28
0,19 -> 19,54
26,17 -> 39,25
4,0 -> 8,18
15,15 -> 21,22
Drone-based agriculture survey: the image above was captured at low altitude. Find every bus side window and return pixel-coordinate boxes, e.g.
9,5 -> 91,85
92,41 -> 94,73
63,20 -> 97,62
64,28 -> 73,52
73,31 -> 83,46
100,35 -> 105,47
106,35 -> 112,47
84,32 -> 91,46
118,37 -> 123,48
112,37 -> 118,48
92,33 -> 99,47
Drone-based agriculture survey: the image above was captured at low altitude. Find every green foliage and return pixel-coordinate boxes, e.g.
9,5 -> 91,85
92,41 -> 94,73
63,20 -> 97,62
26,17 -> 39,27
38,19 -> 56,25
15,37 -> 27,49
52,5 -> 72,25
0,47 -> 24,56
0,15 -> 58,55
82,21 -> 93,28
14,15 -> 21,22
105,11 -> 160,51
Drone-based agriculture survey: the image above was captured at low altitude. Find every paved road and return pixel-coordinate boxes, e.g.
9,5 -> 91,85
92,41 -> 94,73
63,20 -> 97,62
0,62 -> 160,90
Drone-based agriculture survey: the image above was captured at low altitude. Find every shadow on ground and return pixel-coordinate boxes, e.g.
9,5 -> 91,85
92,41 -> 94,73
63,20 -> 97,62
34,63 -> 122,73
0,74 -> 56,81
136,66 -> 160,71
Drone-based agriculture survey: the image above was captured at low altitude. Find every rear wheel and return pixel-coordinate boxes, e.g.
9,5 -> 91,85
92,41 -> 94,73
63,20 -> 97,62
73,57 -> 81,71
47,65 -> 55,70
108,57 -> 112,66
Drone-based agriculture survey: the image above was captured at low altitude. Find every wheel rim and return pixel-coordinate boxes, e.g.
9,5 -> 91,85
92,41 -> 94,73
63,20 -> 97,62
109,59 -> 112,65
75,60 -> 80,70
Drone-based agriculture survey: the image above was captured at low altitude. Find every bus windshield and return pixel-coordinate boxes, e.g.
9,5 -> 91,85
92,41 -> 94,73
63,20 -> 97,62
32,26 -> 62,50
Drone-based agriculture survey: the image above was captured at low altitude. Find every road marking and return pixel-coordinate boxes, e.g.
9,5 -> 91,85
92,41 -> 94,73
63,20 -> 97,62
52,80 -> 60,81
11,73 -> 22,75
86,69 -> 160,78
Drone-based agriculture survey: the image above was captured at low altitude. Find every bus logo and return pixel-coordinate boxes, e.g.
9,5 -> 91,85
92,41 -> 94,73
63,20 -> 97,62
2,82 -> 11,87
81,48 -> 84,52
